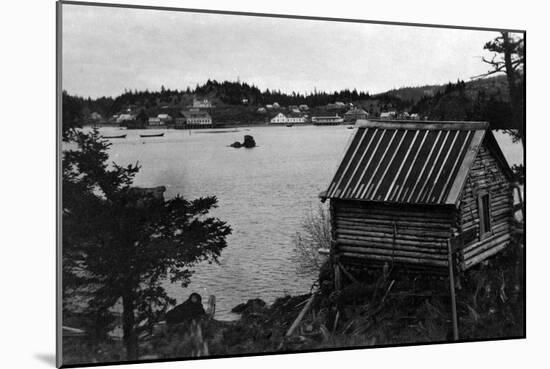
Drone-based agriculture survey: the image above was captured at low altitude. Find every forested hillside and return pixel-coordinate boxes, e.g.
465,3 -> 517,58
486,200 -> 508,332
62,74 -> 521,130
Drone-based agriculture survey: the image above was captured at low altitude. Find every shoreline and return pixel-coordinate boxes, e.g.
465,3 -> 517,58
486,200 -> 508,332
84,122 -> 355,130
63,242 -> 524,365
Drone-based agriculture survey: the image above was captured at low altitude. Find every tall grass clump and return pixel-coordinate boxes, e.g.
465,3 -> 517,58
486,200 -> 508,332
292,205 -> 331,274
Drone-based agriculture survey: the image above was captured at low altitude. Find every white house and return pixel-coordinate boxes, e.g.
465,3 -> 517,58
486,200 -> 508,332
192,98 -> 213,108
157,114 -> 172,124
148,117 -> 162,126
379,111 -> 397,120
270,112 -> 288,124
270,112 -> 306,124
181,110 -> 212,126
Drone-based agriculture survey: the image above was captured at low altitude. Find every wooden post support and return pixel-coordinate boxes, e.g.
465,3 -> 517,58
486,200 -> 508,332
285,294 -> 316,337
334,263 -> 342,291
447,239 -> 459,341
339,263 -> 359,284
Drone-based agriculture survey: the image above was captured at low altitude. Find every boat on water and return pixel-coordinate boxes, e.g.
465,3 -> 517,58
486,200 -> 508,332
286,124 -> 294,127
140,133 -> 164,138
103,134 -> 127,139
347,126 -> 355,129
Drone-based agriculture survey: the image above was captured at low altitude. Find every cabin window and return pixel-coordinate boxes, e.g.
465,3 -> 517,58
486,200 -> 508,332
478,193 -> 492,237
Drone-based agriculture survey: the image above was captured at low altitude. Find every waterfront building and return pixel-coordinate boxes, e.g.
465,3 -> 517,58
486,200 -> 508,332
287,113 -> 306,124
269,112 -> 306,124
321,119 -> 516,277
157,113 -> 172,124
148,117 -> 162,126
344,107 -> 369,123
311,115 -> 344,125
270,112 -> 288,124
398,112 -> 411,120
379,111 -> 397,120
180,110 -> 213,128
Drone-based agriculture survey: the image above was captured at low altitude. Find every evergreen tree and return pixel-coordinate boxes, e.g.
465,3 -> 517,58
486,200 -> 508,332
62,129 -> 231,360
475,32 -> 524,144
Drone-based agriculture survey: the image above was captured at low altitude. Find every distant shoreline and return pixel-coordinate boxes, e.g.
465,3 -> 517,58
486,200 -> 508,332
83,122 -> 353,130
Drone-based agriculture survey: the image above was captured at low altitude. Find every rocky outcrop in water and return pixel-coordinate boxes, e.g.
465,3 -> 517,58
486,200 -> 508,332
229,135 -> 256,148
242,135 -> 256,148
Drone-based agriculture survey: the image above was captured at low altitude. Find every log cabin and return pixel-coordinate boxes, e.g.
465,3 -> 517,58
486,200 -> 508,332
321,120 -> 516,275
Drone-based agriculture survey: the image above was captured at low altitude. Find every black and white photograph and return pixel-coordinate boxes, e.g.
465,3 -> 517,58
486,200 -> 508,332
57,1 -> 525,367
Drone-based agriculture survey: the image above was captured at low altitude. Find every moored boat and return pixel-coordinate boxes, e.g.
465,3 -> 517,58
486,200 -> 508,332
140,133 -> 165,138
103,134 -> 127,139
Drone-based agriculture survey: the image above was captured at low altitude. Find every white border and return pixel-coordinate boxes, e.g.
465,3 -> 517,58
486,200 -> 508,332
1,0 -> 547,368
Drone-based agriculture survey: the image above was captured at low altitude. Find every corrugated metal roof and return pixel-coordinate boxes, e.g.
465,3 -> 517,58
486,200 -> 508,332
324,120 -> 489,205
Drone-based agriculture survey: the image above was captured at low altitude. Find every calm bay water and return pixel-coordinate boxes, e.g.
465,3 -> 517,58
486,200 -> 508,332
95,125 -> 523,320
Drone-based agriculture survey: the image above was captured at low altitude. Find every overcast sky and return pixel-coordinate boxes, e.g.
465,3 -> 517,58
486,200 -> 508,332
62,4 -> 503,98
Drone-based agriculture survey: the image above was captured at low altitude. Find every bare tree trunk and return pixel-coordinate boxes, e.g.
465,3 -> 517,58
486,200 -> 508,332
122,292 -> 138,361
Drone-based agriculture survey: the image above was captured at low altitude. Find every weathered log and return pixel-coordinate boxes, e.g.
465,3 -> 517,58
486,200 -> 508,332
337,233 -> 445,248
339,256 -> 448,274
336,218 -> 452,232
338,263 -> 359,284
336,215 -> 452,229
285,294 -> 316,337
337,240 -> 447,255
339,251 -> 447,267
335,207 -> 453,220
338,245 -> 447,260
336,227 -> 449,242
462,233 -> 510,258
461,221 -> 507,235
463,241 -> 510,269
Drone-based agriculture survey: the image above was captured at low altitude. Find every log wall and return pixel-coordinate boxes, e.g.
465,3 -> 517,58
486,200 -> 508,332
331,200 -> 455,271
457,144 -> 514,270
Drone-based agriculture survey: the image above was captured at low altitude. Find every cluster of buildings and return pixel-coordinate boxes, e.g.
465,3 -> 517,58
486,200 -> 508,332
258,103 -> 309,114
139,109 -> 213,129
379,111 -> 420,120
111,111 -> 212,129
267,105 -> 420,125
90,96 -> 423,129
102,98 -> 215,129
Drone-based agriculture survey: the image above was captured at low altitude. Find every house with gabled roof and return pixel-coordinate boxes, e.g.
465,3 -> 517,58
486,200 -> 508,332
321,120 -> 516,274
344,107 -> 369,123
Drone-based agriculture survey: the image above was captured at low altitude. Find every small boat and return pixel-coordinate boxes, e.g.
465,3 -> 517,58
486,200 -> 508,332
140,133 -> 164,138
286,124 -> 294,127
347,126 -> 355,129
103,134 -> 127,139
